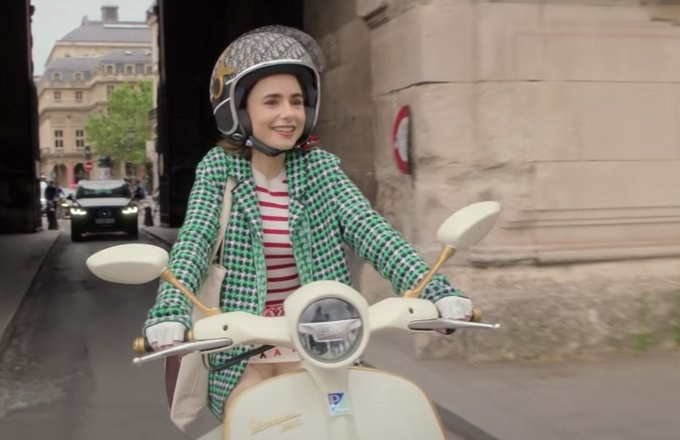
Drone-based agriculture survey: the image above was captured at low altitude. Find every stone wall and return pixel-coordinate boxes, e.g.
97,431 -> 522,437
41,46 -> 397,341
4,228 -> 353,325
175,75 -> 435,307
306,0 -> 680,361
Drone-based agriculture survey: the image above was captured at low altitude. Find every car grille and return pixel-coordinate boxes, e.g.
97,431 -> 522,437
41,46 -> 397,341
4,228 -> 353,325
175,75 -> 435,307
97,208 -> 114,217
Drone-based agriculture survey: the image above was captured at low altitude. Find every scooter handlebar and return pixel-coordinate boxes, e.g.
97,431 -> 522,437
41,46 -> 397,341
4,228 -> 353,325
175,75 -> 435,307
131,307 -> 485,353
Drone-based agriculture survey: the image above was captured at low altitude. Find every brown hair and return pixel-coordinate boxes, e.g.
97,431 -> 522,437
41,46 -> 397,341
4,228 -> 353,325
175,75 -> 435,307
216,137 -> 252,160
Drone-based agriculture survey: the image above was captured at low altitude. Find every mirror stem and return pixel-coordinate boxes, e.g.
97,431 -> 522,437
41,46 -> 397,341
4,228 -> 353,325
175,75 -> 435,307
403,246 -> 456,298
160,269 -> 220,316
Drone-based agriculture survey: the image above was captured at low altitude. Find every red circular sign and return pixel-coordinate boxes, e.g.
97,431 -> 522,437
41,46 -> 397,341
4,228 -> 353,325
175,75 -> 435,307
83,160 -> 93,172
391,106 -> 411,175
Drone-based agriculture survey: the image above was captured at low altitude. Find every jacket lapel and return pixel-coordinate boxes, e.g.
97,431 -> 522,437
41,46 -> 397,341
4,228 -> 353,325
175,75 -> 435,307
285,150 -> 307,236
285,150 -> 313,283
225,151 -> 262,242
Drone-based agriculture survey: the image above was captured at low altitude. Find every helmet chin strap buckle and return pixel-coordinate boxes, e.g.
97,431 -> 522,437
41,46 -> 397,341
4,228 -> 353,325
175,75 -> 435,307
246,136 -> 298,157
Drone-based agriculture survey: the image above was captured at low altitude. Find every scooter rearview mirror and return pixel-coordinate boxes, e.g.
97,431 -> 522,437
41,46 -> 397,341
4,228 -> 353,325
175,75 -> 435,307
436,201 -> 500,250
87,244 -> 221,317
86,244 -> 168,284
403,201 -> 501,299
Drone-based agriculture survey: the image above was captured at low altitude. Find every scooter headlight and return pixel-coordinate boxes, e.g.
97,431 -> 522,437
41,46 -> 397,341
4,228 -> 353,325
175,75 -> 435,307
297,298 -> 363,363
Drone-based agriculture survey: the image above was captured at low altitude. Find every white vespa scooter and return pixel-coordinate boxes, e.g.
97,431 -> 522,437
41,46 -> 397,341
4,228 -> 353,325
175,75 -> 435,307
86,201 -> 501,440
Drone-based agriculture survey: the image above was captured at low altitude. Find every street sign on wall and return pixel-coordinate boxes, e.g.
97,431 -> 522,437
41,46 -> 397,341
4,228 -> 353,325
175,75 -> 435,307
392,105 -> 411,175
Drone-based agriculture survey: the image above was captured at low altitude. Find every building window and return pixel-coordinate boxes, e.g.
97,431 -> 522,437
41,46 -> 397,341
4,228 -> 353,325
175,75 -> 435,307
75,129 -> 85,148
125,64 -> 134,75
145,65 -> 153,75
53,91 -> 62,103
107,85 -> 115,96
52,72 -> 62,81
54,130 -> 64,149
75,91 -> 83,103
74,72 -> 83,81
105,64 -> 114,75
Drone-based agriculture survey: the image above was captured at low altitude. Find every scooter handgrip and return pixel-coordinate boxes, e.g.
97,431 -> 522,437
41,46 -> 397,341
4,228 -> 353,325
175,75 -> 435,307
442,308 -> 483,335
471,308 -> 482,322
132,336 -> 153,353
132,330 -> 193,354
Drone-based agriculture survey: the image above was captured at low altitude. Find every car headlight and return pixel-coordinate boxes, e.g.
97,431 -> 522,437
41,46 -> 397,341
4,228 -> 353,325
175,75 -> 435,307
297,298 -> 363,363
121,206 -> 138,215
70,208 -> 87,216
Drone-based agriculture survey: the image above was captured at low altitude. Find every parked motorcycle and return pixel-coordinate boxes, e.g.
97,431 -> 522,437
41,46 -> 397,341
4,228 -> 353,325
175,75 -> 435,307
86,201 -> 501,440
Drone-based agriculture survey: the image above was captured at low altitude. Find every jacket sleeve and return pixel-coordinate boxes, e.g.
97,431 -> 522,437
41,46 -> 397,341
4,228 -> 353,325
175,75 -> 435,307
332,166 -> 464,303
143,150 -> 226,331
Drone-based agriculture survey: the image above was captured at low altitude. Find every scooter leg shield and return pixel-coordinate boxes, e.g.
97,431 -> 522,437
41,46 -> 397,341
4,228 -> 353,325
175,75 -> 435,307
223,368 -> 445,439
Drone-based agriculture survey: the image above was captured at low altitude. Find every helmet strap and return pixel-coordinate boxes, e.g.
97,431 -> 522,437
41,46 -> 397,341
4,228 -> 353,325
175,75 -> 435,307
245,136 -> 288,157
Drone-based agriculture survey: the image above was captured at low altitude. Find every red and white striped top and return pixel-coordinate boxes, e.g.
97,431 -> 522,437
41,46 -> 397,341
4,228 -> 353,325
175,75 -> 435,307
251,167 -> 301,363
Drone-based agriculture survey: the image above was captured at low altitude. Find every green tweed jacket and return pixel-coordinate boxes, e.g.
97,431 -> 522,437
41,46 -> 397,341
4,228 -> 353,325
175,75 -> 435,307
144,145 -> 462,419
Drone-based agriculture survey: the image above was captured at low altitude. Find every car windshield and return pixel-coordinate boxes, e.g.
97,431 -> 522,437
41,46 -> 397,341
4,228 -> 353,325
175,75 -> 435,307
76,182 -> 131,199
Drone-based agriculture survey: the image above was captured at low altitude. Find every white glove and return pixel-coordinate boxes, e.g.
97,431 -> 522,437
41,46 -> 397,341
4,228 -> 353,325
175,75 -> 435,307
145,321 -> 186,348
434,296 -> 472,321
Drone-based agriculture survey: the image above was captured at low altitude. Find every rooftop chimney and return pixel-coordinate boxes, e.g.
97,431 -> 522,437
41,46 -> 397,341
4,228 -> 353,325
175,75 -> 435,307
101,5 -> 119,23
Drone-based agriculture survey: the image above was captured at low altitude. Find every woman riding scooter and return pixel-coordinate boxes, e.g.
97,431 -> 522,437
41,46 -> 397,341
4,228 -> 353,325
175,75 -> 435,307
142,25 -> 474,424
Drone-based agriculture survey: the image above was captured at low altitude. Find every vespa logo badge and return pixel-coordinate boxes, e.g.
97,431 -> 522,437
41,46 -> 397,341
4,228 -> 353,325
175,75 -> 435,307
328,392 -> 352,416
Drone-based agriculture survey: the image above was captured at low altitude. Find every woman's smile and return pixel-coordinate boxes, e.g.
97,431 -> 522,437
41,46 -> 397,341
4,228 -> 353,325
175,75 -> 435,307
272,125 -> 296,138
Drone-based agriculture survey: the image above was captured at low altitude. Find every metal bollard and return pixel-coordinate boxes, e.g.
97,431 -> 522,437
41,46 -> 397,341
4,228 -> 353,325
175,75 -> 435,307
143,205 -> 154,226
47,201 -> 59,230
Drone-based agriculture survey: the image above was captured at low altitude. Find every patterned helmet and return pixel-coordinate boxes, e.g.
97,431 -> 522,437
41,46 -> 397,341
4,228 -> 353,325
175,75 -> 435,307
210,26 -> 325,146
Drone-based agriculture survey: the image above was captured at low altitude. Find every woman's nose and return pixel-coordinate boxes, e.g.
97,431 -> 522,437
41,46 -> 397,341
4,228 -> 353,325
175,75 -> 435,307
279,102 -> 295,118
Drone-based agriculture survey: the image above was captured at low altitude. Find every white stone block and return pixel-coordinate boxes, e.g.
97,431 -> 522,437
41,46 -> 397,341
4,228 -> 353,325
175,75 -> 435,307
371,3 -> 476,96
479,2 -> 542,81
479,2 -> 680,81
410,83 -> 477,165
478,82 -> 680,164
532,160 -> 680,211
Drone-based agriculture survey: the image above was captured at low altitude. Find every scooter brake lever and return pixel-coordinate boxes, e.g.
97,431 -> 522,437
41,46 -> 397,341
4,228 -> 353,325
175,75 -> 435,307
408,318 -> 500,332
132,338 -> 233,366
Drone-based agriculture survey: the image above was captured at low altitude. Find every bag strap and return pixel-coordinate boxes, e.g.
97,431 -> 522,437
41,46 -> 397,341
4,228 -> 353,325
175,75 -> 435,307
209,177 -> 235,265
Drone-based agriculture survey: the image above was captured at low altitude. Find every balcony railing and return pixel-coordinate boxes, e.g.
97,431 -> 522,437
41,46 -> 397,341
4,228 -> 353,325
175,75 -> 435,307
41,146 -> 86,158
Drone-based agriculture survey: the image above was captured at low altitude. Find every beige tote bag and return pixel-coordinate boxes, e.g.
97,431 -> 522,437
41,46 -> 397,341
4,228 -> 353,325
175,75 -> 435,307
168,177 -> 235,430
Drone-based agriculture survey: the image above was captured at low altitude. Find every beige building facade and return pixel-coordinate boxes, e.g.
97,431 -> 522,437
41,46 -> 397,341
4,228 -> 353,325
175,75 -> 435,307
39,5 -> 153,188
304,0 -> 680,360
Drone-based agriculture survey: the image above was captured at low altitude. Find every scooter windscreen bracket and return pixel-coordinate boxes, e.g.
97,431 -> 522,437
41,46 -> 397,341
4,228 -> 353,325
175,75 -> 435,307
132,338 -> 234,365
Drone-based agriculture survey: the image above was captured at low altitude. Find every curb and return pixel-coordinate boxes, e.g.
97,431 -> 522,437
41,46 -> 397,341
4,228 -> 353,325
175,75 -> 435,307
0,230 -> 62,356
141,227 -> 172,249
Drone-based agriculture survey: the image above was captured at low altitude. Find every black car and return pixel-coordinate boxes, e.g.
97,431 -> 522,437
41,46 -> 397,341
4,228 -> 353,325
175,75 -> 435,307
69,180 -> 139,242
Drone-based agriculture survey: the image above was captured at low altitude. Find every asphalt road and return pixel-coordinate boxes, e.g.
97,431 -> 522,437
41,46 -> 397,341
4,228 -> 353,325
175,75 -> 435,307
0,227 -> 212,439
0,223 -> 462,440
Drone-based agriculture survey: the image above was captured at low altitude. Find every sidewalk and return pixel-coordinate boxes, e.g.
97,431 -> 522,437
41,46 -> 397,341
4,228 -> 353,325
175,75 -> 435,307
0,229 -> 61,355
2,225 -> 678,439
142,226 -> 680,440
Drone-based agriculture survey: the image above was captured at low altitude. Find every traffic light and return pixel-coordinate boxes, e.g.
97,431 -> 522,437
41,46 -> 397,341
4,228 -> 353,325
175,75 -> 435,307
84,145 -> 91,160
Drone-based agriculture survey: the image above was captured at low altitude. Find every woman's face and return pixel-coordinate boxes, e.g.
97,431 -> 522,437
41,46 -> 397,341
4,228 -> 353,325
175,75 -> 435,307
246,74 -> 306,151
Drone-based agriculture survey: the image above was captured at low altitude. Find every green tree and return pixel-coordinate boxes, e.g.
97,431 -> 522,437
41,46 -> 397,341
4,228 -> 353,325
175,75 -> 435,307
84,81 -> 153,165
